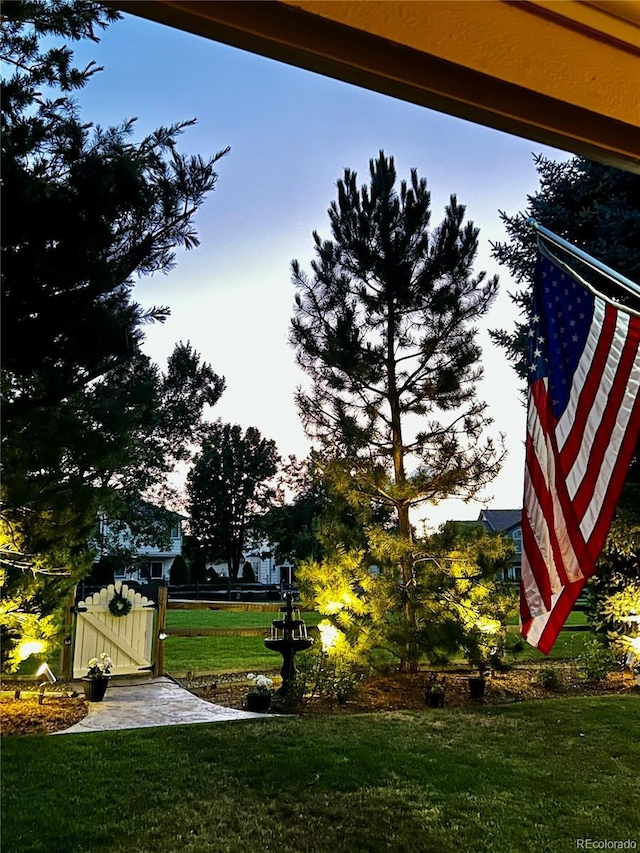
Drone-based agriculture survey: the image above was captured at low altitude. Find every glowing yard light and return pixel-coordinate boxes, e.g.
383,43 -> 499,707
36,662 -> 57,684
476,617 -> 501,634
318,620 -> 341,652
17,640 -> 46,661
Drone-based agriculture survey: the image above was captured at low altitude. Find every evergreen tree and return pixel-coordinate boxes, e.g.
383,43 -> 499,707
490,154 -> 640,381
0,1 -> 228,666
297,522 -> 515,673
291,152 -> 505,669
191,552 -> 208,585
170,555 -> 189,585
187,423 -> 281,580
242,562 -> 256,583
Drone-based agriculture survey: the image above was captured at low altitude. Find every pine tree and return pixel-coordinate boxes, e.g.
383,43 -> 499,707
187,423 -> 281,580
170,555 -> 189,585
0,1 -> 228,666
291,151 -> 505,669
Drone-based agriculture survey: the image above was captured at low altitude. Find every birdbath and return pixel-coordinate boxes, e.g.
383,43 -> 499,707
264,592 -> 313,699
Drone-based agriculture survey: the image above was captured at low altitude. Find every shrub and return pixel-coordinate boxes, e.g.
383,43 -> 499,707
575,637 -> 619,682
296,644 -> 369,705
242,562 -> 256,582
170,555 -> 189,585
535,662 -> 563,691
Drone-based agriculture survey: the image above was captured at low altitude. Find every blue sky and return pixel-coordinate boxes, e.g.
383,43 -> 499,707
73,10 -> 570,531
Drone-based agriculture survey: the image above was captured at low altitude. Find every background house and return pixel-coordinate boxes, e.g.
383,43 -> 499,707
208,543 -> 294,587
91,507 -> 185,585
477,509 -> 522,582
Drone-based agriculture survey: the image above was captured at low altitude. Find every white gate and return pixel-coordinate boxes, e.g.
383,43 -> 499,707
73,582 -> 156,678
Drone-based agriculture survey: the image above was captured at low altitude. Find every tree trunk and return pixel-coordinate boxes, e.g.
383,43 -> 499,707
387,299 -> 419,673
230,538 -> 243,581
398,503 -> 419,672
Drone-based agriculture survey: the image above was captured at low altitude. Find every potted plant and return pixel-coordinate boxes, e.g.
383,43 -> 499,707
425,674 -> 446,708
464,624 -> 505,701
245,672 -> 273,712
82,652 -> 113,702
468,662 -> 487,700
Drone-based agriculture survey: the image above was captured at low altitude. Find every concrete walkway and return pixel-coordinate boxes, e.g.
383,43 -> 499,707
55,677 -> 268,735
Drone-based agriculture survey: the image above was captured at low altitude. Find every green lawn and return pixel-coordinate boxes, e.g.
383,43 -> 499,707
164,609 -> 322,675
2,697 -> 638,853
506,610 -> 588,628
164,634 -> 282,674
162,606 -> 592,675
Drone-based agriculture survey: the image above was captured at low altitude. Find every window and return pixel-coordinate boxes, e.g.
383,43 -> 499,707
511,528 -> 522,553
170,522 -> 181,539
150,561 -> 164,579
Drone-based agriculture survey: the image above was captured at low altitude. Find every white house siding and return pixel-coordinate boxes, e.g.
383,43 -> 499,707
209,548 -> 293,586
96,515 -> 183,584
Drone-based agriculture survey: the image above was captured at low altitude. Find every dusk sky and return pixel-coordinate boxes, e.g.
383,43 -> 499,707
73,10 -> 571,531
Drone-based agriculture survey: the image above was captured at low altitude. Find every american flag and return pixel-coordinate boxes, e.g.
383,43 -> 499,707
521,245 -> 640,653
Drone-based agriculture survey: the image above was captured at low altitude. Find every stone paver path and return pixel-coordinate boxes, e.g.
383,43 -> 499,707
56,676 -> 267,734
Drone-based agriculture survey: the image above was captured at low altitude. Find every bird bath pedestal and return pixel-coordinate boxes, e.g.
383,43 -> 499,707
264,592 -> 313,702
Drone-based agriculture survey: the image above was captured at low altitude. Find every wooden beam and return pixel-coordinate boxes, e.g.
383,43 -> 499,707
113,0 -> 640,172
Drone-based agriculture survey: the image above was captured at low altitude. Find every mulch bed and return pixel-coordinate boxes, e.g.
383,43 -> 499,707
180,665 -> 639,715
1,667 -> 637,736
0,688 -> 87,736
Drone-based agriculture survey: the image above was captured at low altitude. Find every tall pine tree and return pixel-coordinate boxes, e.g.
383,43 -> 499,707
291,151 -> 505,669
187,423 -> 281,580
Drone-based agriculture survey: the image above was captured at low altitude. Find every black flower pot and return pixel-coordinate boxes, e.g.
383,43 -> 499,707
468,676 -> 486,700
426,690 -> 445,708
82,676 -> 110,702
245,692 -> 272,712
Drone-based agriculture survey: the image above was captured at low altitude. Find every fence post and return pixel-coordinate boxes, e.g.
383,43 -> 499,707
60,586 -> 76,682
153,585 -> 168,677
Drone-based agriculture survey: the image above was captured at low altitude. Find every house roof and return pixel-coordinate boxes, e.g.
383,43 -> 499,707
478,509 -> 521,533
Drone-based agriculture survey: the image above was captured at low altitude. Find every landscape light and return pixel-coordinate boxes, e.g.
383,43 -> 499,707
36,662 -> 57,684
36,662 -> 57,705
18,640 -> 46,661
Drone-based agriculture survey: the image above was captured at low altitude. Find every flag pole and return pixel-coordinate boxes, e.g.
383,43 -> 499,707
526,217 -> 640,299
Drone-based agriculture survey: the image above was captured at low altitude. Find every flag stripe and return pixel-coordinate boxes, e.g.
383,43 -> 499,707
520,510 -> 552,613
571,312 -> 635,520
586,383 -> 640,558
555,301 -> 603,453
530,379 -> 590,583
522,581 -> 585,655
525,414 -> 564,595
558,300 -> 614,472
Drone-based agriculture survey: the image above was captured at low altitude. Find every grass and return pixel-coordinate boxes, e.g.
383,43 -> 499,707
162,608 -> 592,675
2,697 -> 639,853
164,634 -> 281,674
164,609 -> 322,675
